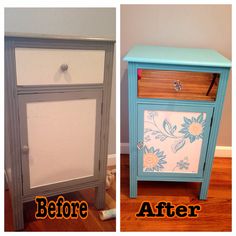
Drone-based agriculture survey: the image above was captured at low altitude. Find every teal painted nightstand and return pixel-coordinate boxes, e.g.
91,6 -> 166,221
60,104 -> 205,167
124,45 -> 231,199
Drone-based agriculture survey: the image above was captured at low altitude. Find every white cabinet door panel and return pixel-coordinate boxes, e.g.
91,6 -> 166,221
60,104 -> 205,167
138,104 -> 213,177
19,92 -> 101,192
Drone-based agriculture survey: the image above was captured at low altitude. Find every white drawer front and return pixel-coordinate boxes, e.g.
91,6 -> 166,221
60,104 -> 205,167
15,48 -> 105,85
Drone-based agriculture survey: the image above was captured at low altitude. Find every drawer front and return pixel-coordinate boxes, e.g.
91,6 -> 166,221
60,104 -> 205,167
18,91 -> 102,195
137,104 -> 213,178
15,48 -> 105,85
138,69 -> 219,101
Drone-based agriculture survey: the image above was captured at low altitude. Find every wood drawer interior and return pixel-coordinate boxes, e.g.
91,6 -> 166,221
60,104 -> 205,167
137,69 -> 219,101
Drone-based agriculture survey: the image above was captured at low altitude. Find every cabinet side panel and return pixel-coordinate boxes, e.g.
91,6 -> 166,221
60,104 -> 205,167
5,85 -> 13,191
5,38 -> 24,230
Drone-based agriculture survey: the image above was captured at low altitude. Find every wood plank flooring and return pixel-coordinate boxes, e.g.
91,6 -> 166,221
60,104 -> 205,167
120,155 -> 231,231
5,167 -> 116,231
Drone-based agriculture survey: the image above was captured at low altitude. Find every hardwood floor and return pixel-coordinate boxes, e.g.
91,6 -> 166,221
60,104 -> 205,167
120,155 -> 231,232
5,167 -> 116,231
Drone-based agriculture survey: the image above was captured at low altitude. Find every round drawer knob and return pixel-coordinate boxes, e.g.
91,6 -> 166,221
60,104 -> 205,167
173,80 -> 182,91
60,64 -> 69,72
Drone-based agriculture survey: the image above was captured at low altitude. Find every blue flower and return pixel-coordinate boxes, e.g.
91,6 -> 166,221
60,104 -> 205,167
143,146 -> 167,172
176,158 -> 190,170
179,113 -> 206,143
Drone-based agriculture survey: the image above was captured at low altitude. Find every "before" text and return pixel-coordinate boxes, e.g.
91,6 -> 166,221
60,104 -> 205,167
35,196 -> 88,220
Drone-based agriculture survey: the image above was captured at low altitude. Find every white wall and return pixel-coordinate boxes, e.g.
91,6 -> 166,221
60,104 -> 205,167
5,8 -> 116,155
5,8 -> 115,39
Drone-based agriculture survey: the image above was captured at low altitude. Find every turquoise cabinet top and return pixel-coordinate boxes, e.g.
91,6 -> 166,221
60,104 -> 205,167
124,45 -> 231,68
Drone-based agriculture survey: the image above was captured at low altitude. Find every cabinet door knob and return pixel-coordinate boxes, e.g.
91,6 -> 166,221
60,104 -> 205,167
22,145 -> 29,154
173,80 -> 182,91
137,141 -> 144,150
60,64 -> 69,72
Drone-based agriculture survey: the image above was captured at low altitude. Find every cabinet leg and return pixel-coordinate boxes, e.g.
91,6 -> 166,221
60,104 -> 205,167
130,176 -> 137,198
11,197 -> 24,231
199,180 -> 209,200
5,173 -> 9,190
95,183 -> 106,210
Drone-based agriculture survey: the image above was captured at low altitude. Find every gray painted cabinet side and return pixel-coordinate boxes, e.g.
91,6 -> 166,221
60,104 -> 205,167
5,36 -> 115,230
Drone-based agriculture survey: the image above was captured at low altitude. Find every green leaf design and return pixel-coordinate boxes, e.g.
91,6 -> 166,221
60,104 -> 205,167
163,119 -> 172,135
159,135 -> 167,141
171,125 -> 177,134
150,147 -> 155,153
183,117 -> 192,124
197,113 -> 203,123
171,139 -> 186,153
155,133 -> 166,139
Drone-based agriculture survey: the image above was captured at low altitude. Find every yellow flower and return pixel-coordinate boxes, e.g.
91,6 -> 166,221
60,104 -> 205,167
179,113 -> 206,143
143,153 -> 158,169
143,146 -> 167,172
188,122 -> 203,136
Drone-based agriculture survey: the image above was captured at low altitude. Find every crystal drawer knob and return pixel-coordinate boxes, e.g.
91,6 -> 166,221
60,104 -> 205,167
173,80 -> 182,91
60,64 -> 69,72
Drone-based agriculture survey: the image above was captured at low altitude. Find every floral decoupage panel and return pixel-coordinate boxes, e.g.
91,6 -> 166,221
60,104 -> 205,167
143,110 -> 207,174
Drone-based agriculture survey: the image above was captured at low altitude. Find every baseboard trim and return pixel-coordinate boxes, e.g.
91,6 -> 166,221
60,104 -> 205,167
107,154 -> 116,166
120,143 -> 232,158
214,146 -> 232,158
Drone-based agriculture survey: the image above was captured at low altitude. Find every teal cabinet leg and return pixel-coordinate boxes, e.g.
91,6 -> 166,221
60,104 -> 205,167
199,180 -> 209,200
130,176 -> 137,198
129,149 -> 137,198
129,153 -> 137,198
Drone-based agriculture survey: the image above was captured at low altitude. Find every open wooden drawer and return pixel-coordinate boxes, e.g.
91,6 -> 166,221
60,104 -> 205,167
137,69 -> 219,101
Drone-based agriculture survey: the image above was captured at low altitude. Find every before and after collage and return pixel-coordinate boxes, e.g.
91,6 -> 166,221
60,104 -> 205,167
2,1 -> 233,234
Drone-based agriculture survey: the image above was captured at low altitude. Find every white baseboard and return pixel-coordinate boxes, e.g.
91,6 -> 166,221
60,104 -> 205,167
214,146 -> 232,158
120,143 -> 232,158
107,154 -> 116,166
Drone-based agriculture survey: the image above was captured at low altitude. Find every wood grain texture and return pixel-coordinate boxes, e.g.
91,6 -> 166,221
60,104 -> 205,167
4,167 -> 116,232
138,70 -> 219,101
120,155 -> 231,232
